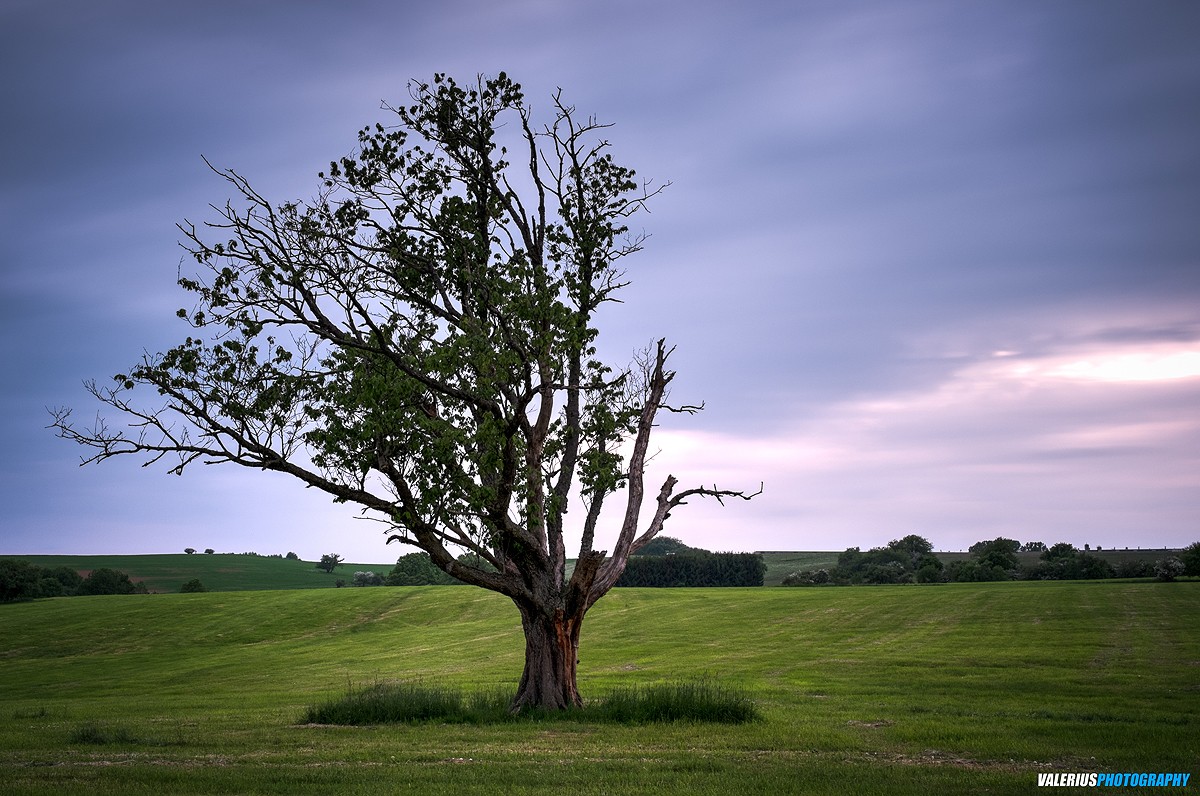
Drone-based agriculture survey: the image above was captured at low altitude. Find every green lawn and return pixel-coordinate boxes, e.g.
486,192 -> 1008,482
2,579 -> 1196,793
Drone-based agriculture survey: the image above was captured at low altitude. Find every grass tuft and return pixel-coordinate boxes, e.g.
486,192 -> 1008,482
303,678 -> 758,726
303,681 -> 508,725
68,722 -> 141,745
12,706 -> 50,719
589,677 -> 760,724
67,721 -> 188,746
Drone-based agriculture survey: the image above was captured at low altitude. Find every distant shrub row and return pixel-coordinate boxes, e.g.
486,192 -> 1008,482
615,552 -> 766,587
0,559 -> 148,602
782,537 -> 1200,586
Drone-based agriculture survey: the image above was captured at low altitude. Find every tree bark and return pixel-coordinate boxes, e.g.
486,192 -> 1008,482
511,600 -> 584,711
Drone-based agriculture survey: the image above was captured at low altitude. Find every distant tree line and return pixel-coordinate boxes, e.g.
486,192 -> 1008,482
186,549 -> 294,558
783,535 -> 942,586
345,544 -> 770,589
0,559 -> 148,602
782,537 -> 1200,586
334,552 -> 497,587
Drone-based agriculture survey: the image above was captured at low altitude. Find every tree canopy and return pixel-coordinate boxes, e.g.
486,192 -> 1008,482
52,73 -> 756,710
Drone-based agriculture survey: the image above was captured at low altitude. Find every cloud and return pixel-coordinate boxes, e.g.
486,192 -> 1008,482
4,0 -> 1200,561
634,332 -> 1200,552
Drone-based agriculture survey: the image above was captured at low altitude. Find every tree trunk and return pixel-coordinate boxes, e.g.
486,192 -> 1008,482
511,601 -> 584,711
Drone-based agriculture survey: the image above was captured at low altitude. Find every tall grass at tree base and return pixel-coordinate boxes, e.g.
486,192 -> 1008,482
303,678 -> 759,725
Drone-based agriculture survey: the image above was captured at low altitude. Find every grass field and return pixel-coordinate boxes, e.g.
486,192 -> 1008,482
1,580 -> 1197,794
6,553 -> 394,593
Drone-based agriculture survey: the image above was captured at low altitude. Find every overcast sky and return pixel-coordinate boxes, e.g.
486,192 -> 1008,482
2,0 -> 1198,563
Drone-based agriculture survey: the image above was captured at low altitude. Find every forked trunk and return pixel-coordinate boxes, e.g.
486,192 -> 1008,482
512,601 -> 584,711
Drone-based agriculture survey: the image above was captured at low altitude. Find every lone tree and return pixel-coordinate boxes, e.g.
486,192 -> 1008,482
51,73 -> 756,711
316,553 -> 345,574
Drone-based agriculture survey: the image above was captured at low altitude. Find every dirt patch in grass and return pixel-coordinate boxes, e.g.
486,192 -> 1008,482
872,749 -> 991,770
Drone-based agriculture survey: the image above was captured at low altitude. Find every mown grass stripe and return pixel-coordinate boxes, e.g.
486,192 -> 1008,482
1,580 -> 1196,794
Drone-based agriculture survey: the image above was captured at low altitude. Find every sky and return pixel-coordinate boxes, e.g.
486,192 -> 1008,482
2,0 -> 1198,563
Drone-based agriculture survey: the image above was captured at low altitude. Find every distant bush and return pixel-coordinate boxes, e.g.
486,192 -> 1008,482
77,568 -> 146,596
2,560 -> 88,601
285,551 -> 300,560
204,549 -> 215,555
832,547 -> 905,584
915,554 -> 945,583
1154,557 -> 1185,582
1181,542 -> 1200,577
945,560 -> 1008,583
386,552 -> 459,586
828,537 -> 940,585
862,560 -> 909,585
1067,553 -> 1114,580
968,538 -> 1020,573
888,535 -> 934,569
184,548 -> 196,555
1022,544 -> 1115,581
36,577 -> 65,597
781,569 -> 830,586
352,571 -> 385,587
0,559 -> 42,602
46,566 -> 83,594
1113,559 -> 1154,579
179,579 -> 207,593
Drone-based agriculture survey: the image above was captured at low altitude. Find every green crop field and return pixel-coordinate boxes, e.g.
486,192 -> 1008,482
759,551 -> 842,585
1,580 -> 1197,794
